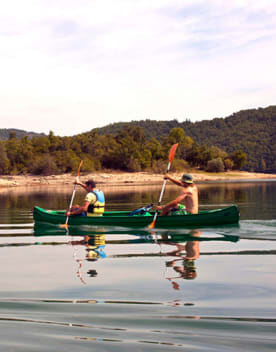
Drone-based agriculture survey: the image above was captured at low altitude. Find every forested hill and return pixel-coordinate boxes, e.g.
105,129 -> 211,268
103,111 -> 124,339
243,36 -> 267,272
93,106 -> 276,172
0,129 -> 45,140
0,106 -> 275,174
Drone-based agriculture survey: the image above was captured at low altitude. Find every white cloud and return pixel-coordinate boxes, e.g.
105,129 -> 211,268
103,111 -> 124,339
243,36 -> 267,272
0,0 -> 275,135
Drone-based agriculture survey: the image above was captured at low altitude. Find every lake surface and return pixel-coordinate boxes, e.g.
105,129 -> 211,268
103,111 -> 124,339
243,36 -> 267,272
0,181 -> 276,351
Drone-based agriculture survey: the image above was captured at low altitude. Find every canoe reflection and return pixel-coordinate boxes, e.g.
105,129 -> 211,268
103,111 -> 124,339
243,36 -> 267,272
33,224 -> 239,286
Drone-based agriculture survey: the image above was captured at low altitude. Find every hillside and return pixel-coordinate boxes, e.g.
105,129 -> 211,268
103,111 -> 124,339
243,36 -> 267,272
0,129 -> 45,141
1,106 -> 275,174
93,106 -> 276,173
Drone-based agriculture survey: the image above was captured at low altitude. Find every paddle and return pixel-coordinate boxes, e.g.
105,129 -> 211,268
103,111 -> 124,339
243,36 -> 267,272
60,160 -> 83,229
147,143 -> 178,229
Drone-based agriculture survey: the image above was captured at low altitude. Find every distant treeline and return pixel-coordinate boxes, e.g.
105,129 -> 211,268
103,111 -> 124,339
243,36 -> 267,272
94,106 -> 276,173
0,127 -> 247,175
0,128 -> 44,141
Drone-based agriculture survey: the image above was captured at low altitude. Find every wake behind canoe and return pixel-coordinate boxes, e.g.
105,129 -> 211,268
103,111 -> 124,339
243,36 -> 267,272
33,205 -> 240,228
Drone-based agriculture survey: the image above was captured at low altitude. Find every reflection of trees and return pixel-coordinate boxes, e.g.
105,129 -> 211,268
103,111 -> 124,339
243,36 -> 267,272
191,183 -> 274,216
1,182 -> 275,223
198,185 -> 249,204
0,185 -> 163,212
107,187 -> 161,210
2,183 -> 273,211
0,190 -> 69,210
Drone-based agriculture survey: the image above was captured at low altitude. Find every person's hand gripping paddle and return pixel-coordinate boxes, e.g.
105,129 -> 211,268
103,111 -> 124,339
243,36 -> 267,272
60,160 -> 83,229
148,143 -> 178,229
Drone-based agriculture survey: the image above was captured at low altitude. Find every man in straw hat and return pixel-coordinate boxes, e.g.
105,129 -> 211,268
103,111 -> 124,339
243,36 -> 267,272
156,173 -> 198,215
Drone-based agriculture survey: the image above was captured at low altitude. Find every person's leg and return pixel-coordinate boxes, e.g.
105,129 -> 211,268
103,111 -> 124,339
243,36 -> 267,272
160,207 -> 171,216
69,206 -> 87,216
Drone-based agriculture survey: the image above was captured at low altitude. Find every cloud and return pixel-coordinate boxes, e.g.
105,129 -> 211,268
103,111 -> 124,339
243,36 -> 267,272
0,0 -> 275,135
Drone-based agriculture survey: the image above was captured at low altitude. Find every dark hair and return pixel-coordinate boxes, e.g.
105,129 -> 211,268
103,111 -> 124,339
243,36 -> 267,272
85,179 -> 96,188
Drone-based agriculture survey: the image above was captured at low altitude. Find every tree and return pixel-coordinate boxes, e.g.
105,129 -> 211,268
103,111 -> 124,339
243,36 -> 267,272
5,137 -> 21,173
146,138 -> 163,163
168,127 -> 185,143
30,154 -> 58,175
206,158 -> 225,172
260,159 -> 266,172
230,150 -> 247,170
32,136 -> 50,153
9,131 -> 17,140
0,141 -> 9,174
224,158 -> 234,171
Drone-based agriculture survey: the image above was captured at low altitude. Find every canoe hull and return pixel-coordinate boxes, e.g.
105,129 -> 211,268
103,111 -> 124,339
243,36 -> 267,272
33,205 -> 240,228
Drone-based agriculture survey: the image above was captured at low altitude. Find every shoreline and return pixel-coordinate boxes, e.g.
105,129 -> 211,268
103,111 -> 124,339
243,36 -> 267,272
1,171 -> 276,188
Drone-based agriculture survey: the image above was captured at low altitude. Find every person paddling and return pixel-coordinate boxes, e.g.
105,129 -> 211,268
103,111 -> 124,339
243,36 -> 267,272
66,179 -> 105,217
155,174 -> 198,215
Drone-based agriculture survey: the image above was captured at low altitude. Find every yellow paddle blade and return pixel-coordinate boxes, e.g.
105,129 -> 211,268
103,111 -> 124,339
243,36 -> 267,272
59,223 -> 68,229
168,143 -> 178,163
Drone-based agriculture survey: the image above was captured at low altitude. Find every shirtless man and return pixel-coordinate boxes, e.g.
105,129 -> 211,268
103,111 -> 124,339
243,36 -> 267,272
156,174 -> 198,215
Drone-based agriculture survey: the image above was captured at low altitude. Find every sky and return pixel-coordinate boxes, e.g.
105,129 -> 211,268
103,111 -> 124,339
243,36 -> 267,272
0,0 -> 275,136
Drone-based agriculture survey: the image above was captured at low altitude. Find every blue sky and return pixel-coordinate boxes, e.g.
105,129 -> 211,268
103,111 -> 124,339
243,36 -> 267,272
0,0 -> 275,136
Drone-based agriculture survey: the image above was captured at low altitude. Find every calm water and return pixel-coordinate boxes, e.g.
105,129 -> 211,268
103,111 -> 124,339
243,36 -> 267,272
0,181 -> 276,351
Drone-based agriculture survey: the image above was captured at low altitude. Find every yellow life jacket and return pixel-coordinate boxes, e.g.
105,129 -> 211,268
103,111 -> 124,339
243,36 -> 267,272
87,190 -> 105,215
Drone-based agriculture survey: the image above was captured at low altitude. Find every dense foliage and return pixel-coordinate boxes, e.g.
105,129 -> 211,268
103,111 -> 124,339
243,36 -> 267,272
0,127 -> 247,175
2,105 -> 274,175
94,106 -> 276,173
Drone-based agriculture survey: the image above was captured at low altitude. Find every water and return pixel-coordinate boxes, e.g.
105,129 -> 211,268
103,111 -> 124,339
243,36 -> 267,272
0,181 -> 276,351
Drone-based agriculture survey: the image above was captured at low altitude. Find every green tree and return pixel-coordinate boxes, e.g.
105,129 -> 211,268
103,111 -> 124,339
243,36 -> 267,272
9,131 -> 17,140
30,154 -> 58,175
260,159 -> 266,172
53,150 -> 80,173
0,141 -> 9,174
32,136 -> 50,153
224,158 -> 234,171
5,137 -> 21,173
230,150 -> 247,170
168,127 -> 185,143
206,157 -> 225,172
186,142 -> 202,167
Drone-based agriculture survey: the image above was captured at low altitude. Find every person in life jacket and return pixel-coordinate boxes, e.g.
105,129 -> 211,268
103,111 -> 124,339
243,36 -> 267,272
66,179 -> 105,217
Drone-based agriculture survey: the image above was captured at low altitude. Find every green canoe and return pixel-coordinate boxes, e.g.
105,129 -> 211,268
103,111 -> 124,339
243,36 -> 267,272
33,205 -> 240,228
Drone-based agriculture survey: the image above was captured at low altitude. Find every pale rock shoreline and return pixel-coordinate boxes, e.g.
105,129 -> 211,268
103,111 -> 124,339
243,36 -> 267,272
0,171 -> 276,188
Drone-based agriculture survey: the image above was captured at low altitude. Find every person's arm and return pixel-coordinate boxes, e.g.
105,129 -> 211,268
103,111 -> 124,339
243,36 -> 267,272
156,193 -> 186,212
164,174 -> 183,187
160,199 -> 178,212
67,201 -> 90,215
74,177 -> 87,191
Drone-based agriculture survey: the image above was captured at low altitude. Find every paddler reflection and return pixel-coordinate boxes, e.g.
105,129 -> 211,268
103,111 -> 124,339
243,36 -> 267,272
162,229 -> 201,288
69,232 -> 106,280
86,234 -> 106,262
70,233 -> 106,261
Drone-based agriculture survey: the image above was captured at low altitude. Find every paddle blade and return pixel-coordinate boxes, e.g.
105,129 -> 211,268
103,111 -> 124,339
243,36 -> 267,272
77,160 -> 84,176
59,223 -> 68,229
147,212 -> 158,229
168,143 -> 178,163
147,144 -> 178,230
147,220 -> 156,229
